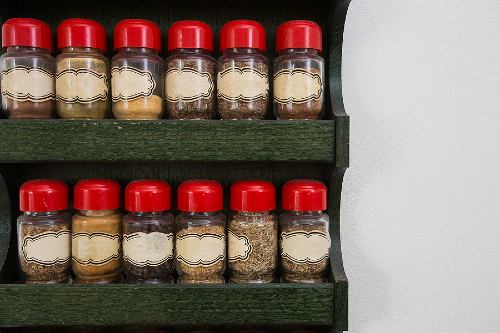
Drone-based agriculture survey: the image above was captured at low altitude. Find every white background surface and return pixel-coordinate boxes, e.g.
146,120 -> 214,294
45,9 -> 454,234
341,0 -> 500,332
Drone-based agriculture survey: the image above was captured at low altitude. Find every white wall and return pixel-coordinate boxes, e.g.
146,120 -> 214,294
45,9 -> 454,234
341,0 -> 500,332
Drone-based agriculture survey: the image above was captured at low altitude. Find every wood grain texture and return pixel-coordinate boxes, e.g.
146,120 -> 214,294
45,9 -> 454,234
0,174 -> 11,273
0,284 -> 334,326
0,120 -> 335,162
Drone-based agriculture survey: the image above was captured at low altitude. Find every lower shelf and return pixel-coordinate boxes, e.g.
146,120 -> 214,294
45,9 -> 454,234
0,283 -> 334,326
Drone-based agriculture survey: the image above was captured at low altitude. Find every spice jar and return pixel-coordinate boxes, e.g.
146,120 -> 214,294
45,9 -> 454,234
72,179 -> 122,284
112,19 -> 164,119
17,180 -> 71,284
123,180 -> 174,283
56,18 -> 109,119
274,21 -> 325,120
1,18 -> 55,119
217,20 -> 269,119
279,180 -> 331,283
165,21 -> 216,119
175,180 -> 226,284
228,180 -> 277,283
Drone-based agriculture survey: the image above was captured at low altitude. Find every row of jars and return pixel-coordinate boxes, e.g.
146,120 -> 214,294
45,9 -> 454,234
1,18 -> 325,120
17,178 -> 331,284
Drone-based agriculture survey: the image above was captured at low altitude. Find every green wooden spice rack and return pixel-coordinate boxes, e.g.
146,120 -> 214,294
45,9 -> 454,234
0,0 -> 350,331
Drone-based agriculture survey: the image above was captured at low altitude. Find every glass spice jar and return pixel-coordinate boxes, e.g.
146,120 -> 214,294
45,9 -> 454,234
217,20 -> 269,119
175,180 -> 226,284
123,180 -> 174,283
274,21 -> 325,120
56,18 -> 109,119
72,179 -> 123,284
112,19 -> 164,119
165,20 -> 216,119
279,179 -> 331,283
1,18 -> 55,119
17,180 -> 71,284
228,180 -> 277,283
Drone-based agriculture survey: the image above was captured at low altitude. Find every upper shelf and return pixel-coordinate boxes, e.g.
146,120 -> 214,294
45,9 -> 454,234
0,120 -> 335,163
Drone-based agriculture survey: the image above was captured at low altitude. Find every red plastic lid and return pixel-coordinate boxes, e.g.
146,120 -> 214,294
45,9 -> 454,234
125,180 -> 171,212
220,20 -> 266,51
57,18 -> 107,51
19,179 -> 68,212
168,20 -> 213,51
2,18 -> 53,51
231,180 -> 275,212
114,19 -> 161,51
282,179 -> 327,211
276,20 -> 322,52
177,180 -> 223,212
74,179 -> 121,210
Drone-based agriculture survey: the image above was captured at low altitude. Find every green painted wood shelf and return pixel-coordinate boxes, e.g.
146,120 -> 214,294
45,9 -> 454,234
0,0 -> 351,331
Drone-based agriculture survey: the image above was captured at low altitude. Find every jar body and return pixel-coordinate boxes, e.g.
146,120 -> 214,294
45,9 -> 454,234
228,211 -> 277,283
56,47 -> 109,119
17,211 -> 72,283
175,212 -> 226,284
0,47 -> 55,119
111,48 -> 164,119
273,49 -> 325,120
72,209 -> 122,283
279,211 -> 330,282
122,211 -> 175,283
165,49 -> 216,119
217,48 -> 269,119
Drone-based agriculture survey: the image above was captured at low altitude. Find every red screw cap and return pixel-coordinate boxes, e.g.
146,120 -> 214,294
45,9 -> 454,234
19,179 -> 68,212
230,180 -> 276,212
276,20 -> 322,52
57,18 -> 107,51
114,19 -> 161,51
125,180 -> 171,212
177,180 -> 223,212
2,18 -> 53,51
74,179 -> 121,210
282,179 -> 327,211
220,20 -> 266,51
168,20 -> 213,51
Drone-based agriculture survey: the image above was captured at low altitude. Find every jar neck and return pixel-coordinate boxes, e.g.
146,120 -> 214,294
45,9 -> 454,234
278,48 -> 320,56
182,211 -> 220,217
223,48 -> 264,55
24,210 -> 64,217
287,210 -> 323,216
61,46 -> 105,54
78,209 -> 119,217
129,211 -> 167,217
6,46 -> 50,54
170,48 -> 211,56
116,47 -> 158,55
234,211 -> 270,217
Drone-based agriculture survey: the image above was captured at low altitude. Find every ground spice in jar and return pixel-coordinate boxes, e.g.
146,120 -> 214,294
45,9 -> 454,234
279,180 -> 331,283
1,19 -> 55,119
228,181 -> 277,283
17,180 -> 71,284
123,180 -> 174,283
165,21 -> 216,119
175,180 -> 226,284
273,21 -> 325,120
72,179 -> 123,284
55,19 -> 109,119
217,20 -> 269,119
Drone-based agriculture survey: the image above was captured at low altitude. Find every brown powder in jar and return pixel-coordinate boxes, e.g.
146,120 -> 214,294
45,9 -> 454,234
176,224 -> 225,284
217,60 -> 269,120
274,68 -> 324,120
280,223 -> 330,283
113,95 -> 163,120
228,213 -> 277,283
166,58 -> 215,120
4,98 -> 54,119
19,222 -> 71,284
72,210 -> 123,284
